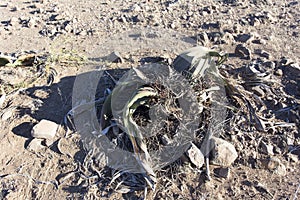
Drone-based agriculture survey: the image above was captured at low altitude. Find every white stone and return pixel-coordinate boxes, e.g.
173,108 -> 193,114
211,137 -> 238,166
31,119 -> 58,139
186,143 -> 204,168
27,138 -> 45,152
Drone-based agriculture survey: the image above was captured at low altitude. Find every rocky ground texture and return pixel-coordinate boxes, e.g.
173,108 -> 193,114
0,0 -> 299,199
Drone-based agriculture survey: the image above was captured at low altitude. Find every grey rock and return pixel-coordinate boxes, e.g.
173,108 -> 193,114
255,49 -> 270,59
31,119 -> 58,139
10,6 -> 19,12
132,14 -> 145,23
186,143 -> 204,168
235,33 -> 252,43
214,167 -> 230,178
105,51 -> 123,63
290,63 -> 300,70
262,157 -> 286,176
235,44 -> 251,60
210,137 -> 238,167
252,38 -> 266,45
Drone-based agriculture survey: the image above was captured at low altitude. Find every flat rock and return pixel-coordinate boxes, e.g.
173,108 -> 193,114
288,153 -> 299,163
254,49 -> 271,59
235,33 -> 252,43
234,44 -> 251,60
105,51 -> 123,63
31,119 -> 58,139
210,137 -> 238,167
262,157 -> 287,176
27,138 -> 45,152
214,167 -> 230,179
186,143 -> 204,168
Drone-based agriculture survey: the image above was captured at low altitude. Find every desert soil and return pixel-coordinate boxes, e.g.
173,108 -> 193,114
0,0 -> 299,199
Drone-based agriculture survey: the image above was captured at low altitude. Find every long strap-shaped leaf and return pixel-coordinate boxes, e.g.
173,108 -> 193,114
123,86 -> 157,160
172,46 -> 227,80
122,86 -> 158,188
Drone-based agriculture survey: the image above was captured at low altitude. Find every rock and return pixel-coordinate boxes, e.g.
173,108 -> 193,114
0,90 -> 5,108
274,162 -> 286,176
254,49 -> 271,59
27,138 -> 45,152
235,44 -> 251,60
252,38 -> 267,45
10,6 -> 19,12
140,56 -> 165,64
45,138 -> 55,147
197,32 -> 209,44
105,51 -> 123,63
31,119 -> 58,139
274,69 -> 283,76
27,18 -> 38,28
1,107 -> 15,121
170,22 -> 176,29
214,167 -> 230,179
262,61 -> 276,69
210,137 -> 238,166
64,22 -> 73,33
132,14 -> 145,23
208,32 -> 223,43
262,157 -> 287,176
130,4 -> 142,12
222,32 -> 235,44
290,63 -> 300,70
280,57 -> 294,65
235,33 -> 252,43
186,143 -> 204,168
259,141 -> 274,155
57,136 -> 81,157
287,153 -> 299,163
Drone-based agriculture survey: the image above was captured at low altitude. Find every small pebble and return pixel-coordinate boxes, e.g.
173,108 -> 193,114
211,137 -> 238,167
186,143 -> 204,168
274,69 -> 283,76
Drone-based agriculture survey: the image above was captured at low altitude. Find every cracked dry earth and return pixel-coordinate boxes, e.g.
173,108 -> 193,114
0,0 -> 300,199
